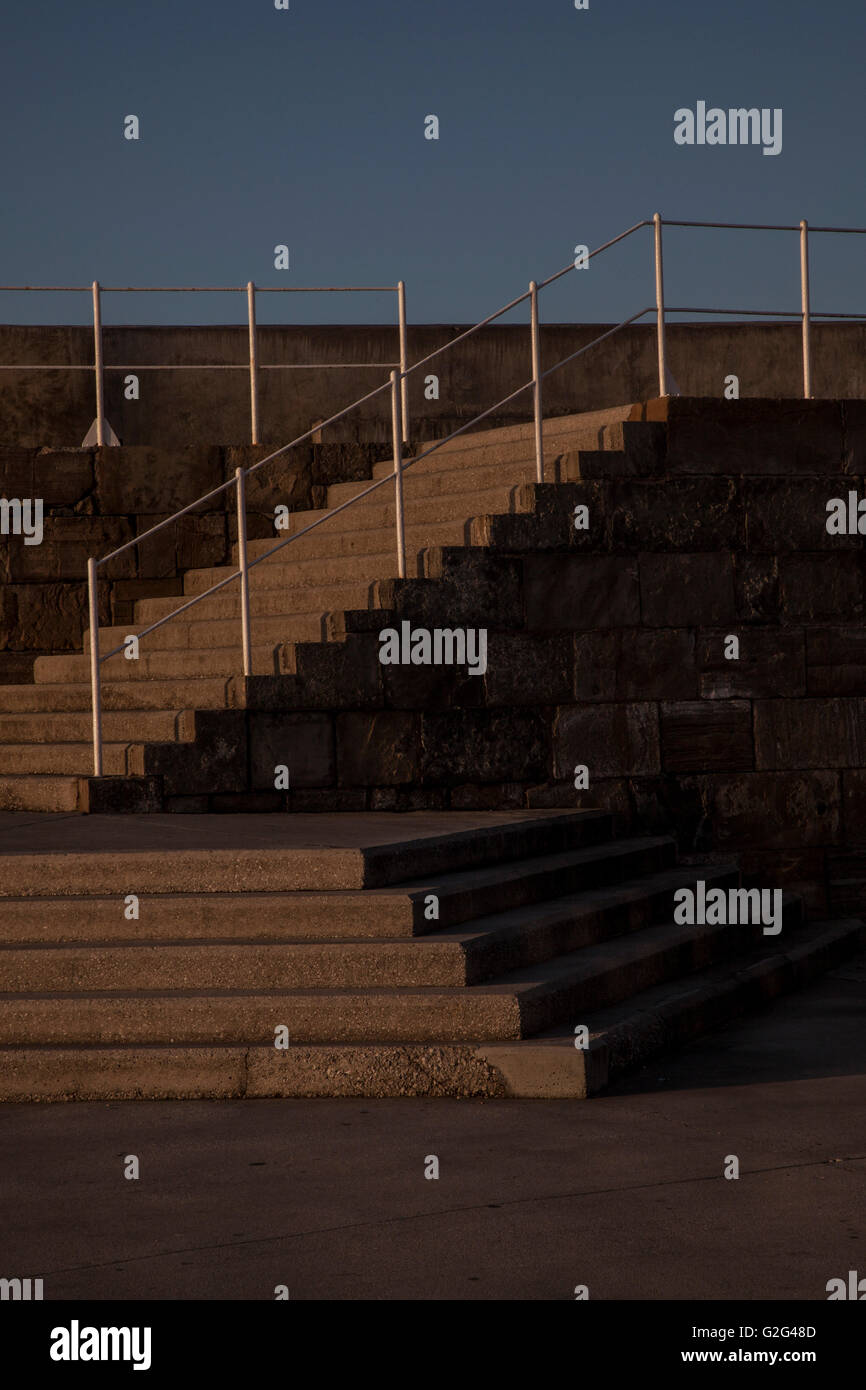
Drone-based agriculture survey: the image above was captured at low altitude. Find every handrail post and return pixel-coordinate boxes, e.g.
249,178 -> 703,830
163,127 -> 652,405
235,467 -> 253,676
247,281 -> 260,445
800,219 -> 812,399
397,280 -> 409,444
87,558 -> 103,776
530,280 -> 544,484
653,213 -> 668,397
390,370 -> 406,579
91,280 -> 105,447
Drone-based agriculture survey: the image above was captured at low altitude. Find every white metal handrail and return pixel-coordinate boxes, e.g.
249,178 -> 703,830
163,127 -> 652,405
0,281 -> 409,448
82,214 -> 866,778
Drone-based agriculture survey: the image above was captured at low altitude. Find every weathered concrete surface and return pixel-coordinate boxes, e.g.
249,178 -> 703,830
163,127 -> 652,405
1,954 -> 863,1299
2,321 -> 866,448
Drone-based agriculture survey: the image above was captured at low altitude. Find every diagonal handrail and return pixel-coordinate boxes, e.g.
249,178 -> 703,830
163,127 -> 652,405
85,214 -> 866,777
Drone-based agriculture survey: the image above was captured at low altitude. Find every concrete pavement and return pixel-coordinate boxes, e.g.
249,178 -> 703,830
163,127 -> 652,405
1,954 -> 863,1300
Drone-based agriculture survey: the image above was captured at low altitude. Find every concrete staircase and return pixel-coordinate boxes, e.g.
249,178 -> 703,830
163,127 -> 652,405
2,809 -> 860,1099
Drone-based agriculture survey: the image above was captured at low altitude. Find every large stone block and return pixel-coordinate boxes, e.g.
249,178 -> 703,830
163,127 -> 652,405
660,700 -> 753,773
484,632 -> 574,706
742,476 -> 864,552
0,586 -> 17,647
755,698 -> 866,770
570,420 -> 666,478
523,554 -> 640,630
312,441 -> 393,489
806,627 -> 866,697
421,709 -> 548,783
3,516 -> 134,582
226,445 -> 312,514
7,582 -> 90,650
827,851 -> 866,917
734,553 -> 779,622
288,634 -> 383,709
95,446 -> 225,515
177,514 -> 227,571
0,447 -> 37,497
133,512 -> 228,579
574,629 -> 696,701
633,770 -> 841,851
382,651 -> 485,712
553,703 -> 659,779
662,398 -> 847,474
415,550 -> 525,627
736,848 -> 829,916
779,555 -> 864,622
841,771 -> 866,843
380,559 -> 521,630
336,711 -> 418,786
640,552 -> 735,627
840,400 -> 866,474
135,712 -> 248,796
249,711 -> 335,789
477,482 -> 600,553
606,477 -> 742,551
34,449 -> 95,507
698,628 -> 805,698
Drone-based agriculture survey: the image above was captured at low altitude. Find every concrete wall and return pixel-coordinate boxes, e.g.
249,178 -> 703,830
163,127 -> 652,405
2,322 -> 865,448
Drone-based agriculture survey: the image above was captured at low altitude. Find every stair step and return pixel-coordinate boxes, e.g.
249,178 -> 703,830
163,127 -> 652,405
0,710 -> 194,744
133,581 -> 375,627
86,612 -> 328,655
235,485 -> 527,562
0,743 -> 135,776
1,919 -> 859,1100
0,810 -> 612,897
228,518 -> 470,567
326,459 -> 538,506
479,918 -> 866,1097
0,902 -> 804,1044
183,549 -> 404,595
33,645 -> 282,684
0,836 -> 675,942
0,775 -> 84,813
0,860 -> 731,991
0,681 -> 232,714
412,408 -> 635,462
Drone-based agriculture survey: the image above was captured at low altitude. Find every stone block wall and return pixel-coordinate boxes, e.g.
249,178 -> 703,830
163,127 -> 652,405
0,441 -> 389,681
226,399 -> 866,917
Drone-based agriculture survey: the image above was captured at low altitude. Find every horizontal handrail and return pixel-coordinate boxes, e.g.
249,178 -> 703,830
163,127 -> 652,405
0,284 -> 400,292
0,361 -> 401,371
666,306 -> 866,319
660,220 -> 866,234
0,279 -> 408,449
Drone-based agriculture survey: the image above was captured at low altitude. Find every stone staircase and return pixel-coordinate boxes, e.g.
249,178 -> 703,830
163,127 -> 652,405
2,395 -> 865,1099
0,407 -> 631,813
1,808 -> 860,1099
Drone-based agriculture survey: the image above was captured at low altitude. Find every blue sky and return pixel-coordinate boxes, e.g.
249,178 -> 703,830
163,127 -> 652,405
1,0 -> 864,327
